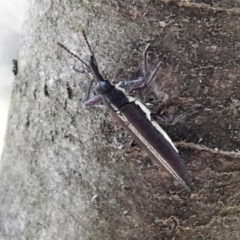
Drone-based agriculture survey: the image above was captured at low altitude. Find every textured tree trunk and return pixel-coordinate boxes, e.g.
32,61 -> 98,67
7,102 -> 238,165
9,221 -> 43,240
1,1 -> 240,239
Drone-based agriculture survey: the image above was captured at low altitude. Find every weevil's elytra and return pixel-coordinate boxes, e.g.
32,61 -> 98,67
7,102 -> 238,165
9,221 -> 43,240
58,30 -> 193,191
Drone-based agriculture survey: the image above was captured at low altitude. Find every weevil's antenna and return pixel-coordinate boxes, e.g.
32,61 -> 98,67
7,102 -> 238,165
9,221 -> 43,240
82,30 -> 95,58
57,40 -> 95,100
57,42 -> 90,70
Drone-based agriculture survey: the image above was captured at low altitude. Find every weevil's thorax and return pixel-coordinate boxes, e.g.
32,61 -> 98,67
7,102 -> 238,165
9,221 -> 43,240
97,80 -> 129,109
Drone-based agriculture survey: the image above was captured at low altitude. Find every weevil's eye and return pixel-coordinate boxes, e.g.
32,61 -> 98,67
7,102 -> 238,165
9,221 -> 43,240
96,80 -> 113,94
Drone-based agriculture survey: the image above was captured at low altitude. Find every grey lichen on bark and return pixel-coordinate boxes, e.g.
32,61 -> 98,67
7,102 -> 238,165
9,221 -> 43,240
1,0 -> 240,240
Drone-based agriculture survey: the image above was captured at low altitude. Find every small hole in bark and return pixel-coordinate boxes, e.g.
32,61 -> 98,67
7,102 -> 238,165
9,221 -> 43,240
66,82 -> 73,99
44,83 -> 49,97
25,115 -> 30,128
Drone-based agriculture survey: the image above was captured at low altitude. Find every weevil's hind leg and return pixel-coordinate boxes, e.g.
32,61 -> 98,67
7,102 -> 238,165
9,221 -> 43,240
141,43 -> 162,88
139,43 -> 162,88
155,105 -> 202,126
143,60 -> 162,88
118,44 -> 162,92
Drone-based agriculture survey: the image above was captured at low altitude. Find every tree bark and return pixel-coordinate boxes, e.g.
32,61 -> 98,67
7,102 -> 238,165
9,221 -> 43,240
1,0 -> 240,239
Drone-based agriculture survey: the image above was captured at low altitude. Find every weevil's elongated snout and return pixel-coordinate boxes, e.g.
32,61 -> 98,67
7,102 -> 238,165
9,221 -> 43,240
89,55 -> 104,82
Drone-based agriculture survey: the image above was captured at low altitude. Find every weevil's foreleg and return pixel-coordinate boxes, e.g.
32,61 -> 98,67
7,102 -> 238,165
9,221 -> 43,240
118,44 -> 162,92
57,42 -> 101,105
73,66 -> 93,76
84,94 -> 102,107
155,105 -> 202,126
85,79 -> 94,102
72,66 -> 101,106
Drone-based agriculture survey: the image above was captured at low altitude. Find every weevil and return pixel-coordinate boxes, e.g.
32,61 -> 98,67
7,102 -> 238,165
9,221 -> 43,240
58,31 -> 193,191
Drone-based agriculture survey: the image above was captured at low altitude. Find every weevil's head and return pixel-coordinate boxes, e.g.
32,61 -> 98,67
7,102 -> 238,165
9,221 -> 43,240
96,79 -> 114,94
89,55 -> 114,94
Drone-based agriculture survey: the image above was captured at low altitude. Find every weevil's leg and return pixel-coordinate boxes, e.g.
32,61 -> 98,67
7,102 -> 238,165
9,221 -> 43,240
118,61 -> 162,91
85,79 -> 94,101
84,94 -> 102,106
143,60 -> 162,88
155,105 -> 202,126
72,66 -> 103,106
142,43 -> 151,76
72,67 -> 103,106
170,107 -> 201,125
73,66 -> 92,76
118,44 -> 162,92
57,41 -> 103,107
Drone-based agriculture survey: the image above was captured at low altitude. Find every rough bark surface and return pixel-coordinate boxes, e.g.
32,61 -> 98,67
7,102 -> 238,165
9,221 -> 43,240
0,0 -> 240,239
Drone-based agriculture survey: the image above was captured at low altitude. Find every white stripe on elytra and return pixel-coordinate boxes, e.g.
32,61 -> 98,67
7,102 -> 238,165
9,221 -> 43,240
134,99 -> 178,153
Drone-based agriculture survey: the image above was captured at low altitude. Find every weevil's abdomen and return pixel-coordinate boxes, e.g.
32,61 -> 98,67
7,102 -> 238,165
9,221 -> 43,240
109,93 -> 192,189
98,81 -> 192,189
118,101 -> 192,190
